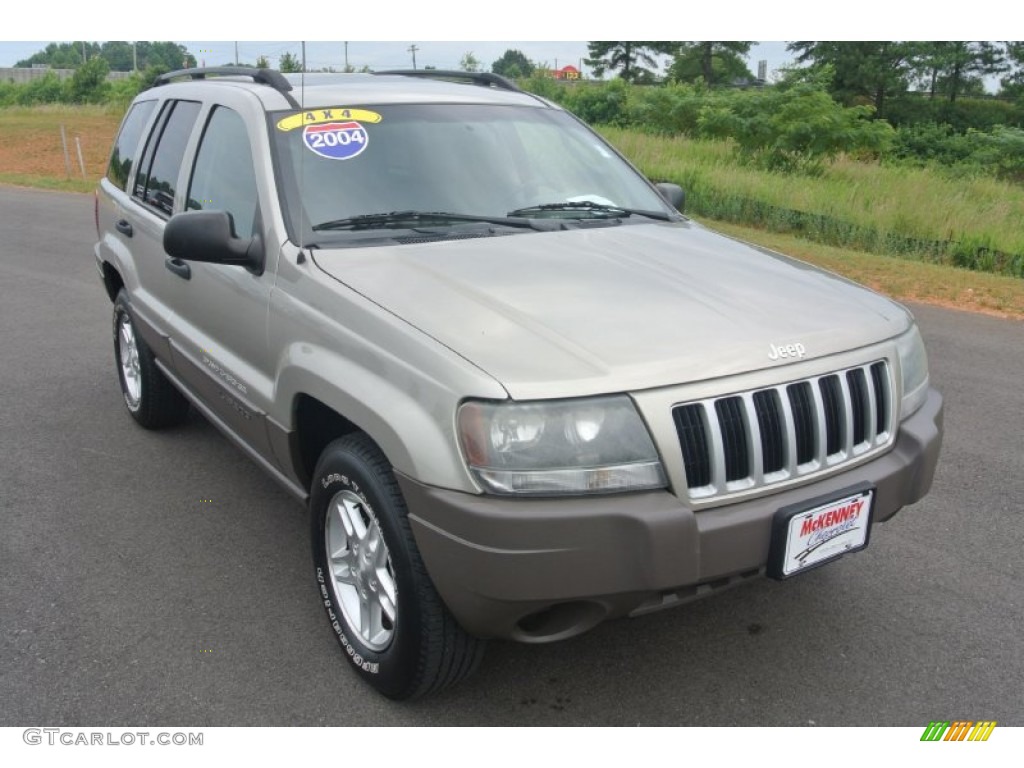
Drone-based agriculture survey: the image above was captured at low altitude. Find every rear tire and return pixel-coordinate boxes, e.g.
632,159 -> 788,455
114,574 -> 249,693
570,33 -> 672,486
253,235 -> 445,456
113,290 -> 190,429
311,433 -> 485,699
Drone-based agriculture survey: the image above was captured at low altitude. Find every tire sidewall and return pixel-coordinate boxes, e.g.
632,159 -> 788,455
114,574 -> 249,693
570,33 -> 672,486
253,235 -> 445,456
310,442 -> 425,699
112,294 -> 142,415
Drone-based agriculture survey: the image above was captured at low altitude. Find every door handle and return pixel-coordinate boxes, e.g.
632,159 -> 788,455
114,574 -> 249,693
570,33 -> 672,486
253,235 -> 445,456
164,257 -> 191,280
115,219 -> 133,237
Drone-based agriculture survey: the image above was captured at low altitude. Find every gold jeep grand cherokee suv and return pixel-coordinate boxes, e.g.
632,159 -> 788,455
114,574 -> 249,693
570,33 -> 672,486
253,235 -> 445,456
95,67 -> 943,699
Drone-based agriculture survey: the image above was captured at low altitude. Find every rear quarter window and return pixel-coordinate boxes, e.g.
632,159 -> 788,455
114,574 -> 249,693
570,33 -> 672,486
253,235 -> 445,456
106,100 -> 157,191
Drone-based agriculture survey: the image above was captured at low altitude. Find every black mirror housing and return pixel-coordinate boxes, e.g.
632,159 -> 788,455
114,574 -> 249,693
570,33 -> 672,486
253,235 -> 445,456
655,182 -> 686,213
164,210 -> 262,272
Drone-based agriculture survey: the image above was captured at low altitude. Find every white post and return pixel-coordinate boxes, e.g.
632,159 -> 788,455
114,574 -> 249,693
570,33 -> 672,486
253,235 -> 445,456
75,136 -> 87,180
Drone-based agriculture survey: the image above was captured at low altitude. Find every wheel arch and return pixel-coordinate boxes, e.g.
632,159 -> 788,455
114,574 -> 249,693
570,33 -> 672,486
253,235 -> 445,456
102,261 -> 125,303
292,393 -> 362,489
276,354 -> 482,495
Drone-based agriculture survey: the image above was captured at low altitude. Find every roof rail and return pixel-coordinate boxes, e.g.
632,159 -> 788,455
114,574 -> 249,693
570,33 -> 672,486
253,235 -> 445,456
152,66 -> 298,105
374,69 -> 522,93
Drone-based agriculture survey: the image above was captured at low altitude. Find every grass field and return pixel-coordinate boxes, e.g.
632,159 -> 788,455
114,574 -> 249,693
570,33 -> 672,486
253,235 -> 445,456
1,104 -> 1021,319
699,219 -> 1024,320
602,128 -> 1024,276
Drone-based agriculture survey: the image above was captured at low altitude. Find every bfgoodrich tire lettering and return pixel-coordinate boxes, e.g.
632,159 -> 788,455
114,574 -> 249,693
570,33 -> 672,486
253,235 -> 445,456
310,434 -> 484,699
113,290 -> 190,429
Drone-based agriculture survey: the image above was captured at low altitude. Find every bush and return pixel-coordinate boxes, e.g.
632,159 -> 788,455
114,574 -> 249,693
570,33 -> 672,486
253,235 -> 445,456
69,57 -> 110,103
558,79 -> 631,126
890,123 -> 1024,182
16,72 -> 68,105
0,80 -> 18,107
695,84 -> 894,174
537,79 -> 894,174
624,82 -> 706,135
885,95 -> 1024,132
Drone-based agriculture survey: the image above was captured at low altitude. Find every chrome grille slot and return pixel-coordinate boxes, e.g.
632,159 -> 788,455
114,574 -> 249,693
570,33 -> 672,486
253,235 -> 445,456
673,361 -> 894,500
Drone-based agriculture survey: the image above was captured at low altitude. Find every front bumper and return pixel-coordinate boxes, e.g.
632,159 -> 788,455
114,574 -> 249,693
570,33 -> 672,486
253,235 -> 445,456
401,388 -> 943,642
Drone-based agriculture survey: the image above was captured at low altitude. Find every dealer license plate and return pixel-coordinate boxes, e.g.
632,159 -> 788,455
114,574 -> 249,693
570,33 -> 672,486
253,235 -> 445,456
768,486 -> 874,579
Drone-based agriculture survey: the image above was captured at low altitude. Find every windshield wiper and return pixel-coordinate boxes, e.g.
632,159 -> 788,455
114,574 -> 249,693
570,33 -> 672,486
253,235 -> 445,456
507,201 -> 675,221
313,210 -> 542,231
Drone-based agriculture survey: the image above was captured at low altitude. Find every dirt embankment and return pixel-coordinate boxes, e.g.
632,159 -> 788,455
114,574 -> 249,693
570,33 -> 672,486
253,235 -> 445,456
0,107 -> 119,181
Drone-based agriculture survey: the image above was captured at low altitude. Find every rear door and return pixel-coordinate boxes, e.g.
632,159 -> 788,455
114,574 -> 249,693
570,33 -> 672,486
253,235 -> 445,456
124,98 -> 203,359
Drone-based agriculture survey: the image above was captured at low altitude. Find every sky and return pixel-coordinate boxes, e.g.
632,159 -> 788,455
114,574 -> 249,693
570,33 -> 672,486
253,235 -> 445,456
0,2 -> 1008,77
0,40 -> 795,78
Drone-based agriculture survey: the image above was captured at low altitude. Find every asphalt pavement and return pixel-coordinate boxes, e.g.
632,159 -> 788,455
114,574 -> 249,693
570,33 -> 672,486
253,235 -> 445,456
1,185 -> 1021,726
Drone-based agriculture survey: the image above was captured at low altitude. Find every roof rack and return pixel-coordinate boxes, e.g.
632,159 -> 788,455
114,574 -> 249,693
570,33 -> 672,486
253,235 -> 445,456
152,66 -> 298,106
374,69 -> 522,93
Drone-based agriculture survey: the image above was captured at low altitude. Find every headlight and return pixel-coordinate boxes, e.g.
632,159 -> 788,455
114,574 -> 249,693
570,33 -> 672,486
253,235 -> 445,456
458,395 -> 667,496
896,324 -> 929,419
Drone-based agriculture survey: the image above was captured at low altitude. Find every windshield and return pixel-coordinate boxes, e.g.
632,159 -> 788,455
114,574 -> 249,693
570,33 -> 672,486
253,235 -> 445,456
269,103 -> 675,244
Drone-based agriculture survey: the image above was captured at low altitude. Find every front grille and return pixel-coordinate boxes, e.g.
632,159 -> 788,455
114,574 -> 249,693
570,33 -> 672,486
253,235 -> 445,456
673,361 -> 893,500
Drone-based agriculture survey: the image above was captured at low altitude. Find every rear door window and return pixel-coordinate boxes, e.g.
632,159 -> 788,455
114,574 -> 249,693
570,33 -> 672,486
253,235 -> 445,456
132,100 -> 201,217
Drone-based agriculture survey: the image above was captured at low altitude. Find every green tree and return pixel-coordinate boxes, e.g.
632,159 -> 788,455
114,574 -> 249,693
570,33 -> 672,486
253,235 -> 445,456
69,55 -> 110,103
255,55 -> 271,69
669,42 -> 754,86
585,42 -> 678,83
16,42 -> 100,68
491,49 -> 535,79
136,42 -> 195,71
459,51 -> 481,73
911,41 -> 1007,102
99,41 -> 135,71
1001,41 -> 1024,97
788,41 -> 916,116
279,52 -> 303,73
15,41 -> 192,72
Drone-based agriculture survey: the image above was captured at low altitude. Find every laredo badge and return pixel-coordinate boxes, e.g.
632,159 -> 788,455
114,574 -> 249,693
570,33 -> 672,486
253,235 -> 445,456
303,121 -> 368,160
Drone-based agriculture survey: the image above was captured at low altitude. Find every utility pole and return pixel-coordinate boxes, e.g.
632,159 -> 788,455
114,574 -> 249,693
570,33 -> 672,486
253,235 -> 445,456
234,41 -> 239,66
408,44 -> 419,70
133,42 -> 137,72
344,42 -> 349,71
81,41 -> 87,63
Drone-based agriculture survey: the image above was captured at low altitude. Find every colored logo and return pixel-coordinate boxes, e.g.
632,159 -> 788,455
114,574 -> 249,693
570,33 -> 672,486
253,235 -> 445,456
302,121 -> 368,161
920,721 -> 997,741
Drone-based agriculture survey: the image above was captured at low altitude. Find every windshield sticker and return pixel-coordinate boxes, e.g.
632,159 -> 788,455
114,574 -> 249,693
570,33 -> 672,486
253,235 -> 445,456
303,121 -> 368,160
277,108 -> 381,132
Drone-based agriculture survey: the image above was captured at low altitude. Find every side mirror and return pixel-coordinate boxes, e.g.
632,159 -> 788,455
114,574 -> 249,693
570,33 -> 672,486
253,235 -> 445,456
655,182 -> 685,213
164,210 -> 263,272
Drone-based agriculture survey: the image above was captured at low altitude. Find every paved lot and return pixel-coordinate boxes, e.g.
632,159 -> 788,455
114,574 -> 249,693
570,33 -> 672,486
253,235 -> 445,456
1,185 -> 1021,726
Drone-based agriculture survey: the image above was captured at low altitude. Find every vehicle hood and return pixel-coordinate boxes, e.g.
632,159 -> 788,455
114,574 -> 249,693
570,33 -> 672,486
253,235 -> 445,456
311,221 -> 911,399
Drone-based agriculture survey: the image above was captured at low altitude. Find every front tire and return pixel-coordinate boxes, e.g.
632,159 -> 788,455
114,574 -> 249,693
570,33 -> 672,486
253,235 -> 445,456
113,290 -> 190,429
311,434 -> 484,699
